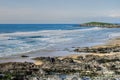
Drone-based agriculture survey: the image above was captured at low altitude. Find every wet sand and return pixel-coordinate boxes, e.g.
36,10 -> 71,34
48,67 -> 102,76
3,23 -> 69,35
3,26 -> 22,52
0,49 -> 79,63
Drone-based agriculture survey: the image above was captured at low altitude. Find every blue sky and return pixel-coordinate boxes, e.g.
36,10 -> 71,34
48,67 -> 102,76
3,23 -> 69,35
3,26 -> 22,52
0,0 -> 120,23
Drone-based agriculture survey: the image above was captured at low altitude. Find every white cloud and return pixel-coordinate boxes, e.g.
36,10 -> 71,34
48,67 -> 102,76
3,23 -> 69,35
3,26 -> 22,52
107,10 -> 120,18
109,14 -> 120,18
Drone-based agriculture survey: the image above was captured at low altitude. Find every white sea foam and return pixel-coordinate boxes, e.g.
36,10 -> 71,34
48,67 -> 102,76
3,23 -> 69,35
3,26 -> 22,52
0,27 -> 102,36
109,32 -> 120,38
0,27 -> 107,57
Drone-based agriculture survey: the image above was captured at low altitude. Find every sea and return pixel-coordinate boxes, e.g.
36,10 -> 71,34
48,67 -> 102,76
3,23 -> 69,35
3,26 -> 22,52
0,24 -> 120,57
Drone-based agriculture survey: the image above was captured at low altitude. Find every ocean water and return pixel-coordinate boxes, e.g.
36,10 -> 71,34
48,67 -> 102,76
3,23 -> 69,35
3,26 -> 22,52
0,24 -> 120,57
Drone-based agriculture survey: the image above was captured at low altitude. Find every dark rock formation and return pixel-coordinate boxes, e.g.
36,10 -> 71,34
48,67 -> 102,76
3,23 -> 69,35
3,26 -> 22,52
0,62 -> 44,80
74,46 -> 120,53
21,55 -> 29,57
0,53 -> 120,79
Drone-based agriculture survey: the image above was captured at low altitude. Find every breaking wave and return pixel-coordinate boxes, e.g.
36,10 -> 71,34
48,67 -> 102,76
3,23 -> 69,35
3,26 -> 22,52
0,26 -> 118,57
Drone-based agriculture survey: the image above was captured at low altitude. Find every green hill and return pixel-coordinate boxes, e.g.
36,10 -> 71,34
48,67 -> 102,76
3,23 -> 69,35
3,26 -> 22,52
80,22 -> 120,28
84,22 -> 113,25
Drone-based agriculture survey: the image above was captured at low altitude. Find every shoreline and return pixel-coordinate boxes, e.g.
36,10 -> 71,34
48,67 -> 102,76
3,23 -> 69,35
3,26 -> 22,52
0,37 -> 119,63
0,37 -> 120,79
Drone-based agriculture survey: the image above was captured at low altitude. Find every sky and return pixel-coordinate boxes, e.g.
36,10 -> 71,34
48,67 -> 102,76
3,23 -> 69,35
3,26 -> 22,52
0,0 -> 120,24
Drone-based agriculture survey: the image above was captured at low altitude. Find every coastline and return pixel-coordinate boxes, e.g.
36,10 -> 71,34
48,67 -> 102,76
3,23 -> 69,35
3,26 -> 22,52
0,36 -> 120,79
0,37 -> 119,63
33,37 -> 120,62
64,37 -> 120,59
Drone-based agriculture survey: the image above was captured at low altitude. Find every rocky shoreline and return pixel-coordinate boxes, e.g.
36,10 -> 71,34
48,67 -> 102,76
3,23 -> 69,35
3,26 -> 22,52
74,45 -> 120,53
0,38 -> 120,80
0,53 -> 120,80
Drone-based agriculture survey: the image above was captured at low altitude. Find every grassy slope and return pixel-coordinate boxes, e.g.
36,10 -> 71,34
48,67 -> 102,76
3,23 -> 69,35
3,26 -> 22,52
84,22 -> 113,25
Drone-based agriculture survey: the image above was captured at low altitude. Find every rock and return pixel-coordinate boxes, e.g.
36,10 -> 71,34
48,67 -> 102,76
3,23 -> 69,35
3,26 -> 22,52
74,46 -> 120,53
0,74 -> 5,78
21,55 -> 29,58
1,52 -> 120,79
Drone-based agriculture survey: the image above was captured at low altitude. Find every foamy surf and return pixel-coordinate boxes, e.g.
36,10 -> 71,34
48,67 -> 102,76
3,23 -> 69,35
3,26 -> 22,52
0,25 -> 119,57
109,32 -> 120,38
